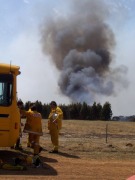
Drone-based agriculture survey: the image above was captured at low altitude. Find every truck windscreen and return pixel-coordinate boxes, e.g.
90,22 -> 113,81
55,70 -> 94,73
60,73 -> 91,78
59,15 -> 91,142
0,74 -> 13,106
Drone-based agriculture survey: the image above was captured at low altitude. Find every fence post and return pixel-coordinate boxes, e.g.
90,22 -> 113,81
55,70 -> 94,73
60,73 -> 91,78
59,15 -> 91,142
106,124 -> 108,143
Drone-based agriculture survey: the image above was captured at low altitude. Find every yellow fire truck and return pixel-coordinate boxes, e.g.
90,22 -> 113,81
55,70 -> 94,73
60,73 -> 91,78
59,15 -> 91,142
0,63 -> 20,147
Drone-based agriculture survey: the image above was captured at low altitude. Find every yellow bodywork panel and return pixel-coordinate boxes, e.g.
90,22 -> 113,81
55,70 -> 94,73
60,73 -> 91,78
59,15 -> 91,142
0,63 -> 20,75
0,63 -> 20,147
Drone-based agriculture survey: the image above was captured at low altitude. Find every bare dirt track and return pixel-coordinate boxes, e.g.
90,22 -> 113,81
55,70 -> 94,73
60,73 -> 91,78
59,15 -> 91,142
1,151 -> 135,180
0,120 -> 135,180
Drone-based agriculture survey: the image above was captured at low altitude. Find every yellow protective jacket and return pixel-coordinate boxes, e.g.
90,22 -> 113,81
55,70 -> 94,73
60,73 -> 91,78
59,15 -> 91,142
22,110 -> 43,136
48,106 -> 63,130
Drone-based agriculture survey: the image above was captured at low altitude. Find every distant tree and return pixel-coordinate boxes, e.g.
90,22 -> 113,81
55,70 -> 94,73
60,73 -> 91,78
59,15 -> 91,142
35,100 -> 43,114
101,102 -> 112,120
80,102 -> 89,120
41,103 -> 50,119
68,103 -> 81,119
91,102 -> 99,120
60,104 -> 68,119
96,103 -> 102,119
20,100 -> 113,121
24,101 -> 31,110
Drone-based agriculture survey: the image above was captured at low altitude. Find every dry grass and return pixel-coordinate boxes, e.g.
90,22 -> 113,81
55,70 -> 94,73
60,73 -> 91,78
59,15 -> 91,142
0,119 -> 135,179
54,120 -> 135,159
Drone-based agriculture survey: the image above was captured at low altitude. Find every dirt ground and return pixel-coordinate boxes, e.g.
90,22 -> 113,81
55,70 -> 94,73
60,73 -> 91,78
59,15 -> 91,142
0,120 -> 135,180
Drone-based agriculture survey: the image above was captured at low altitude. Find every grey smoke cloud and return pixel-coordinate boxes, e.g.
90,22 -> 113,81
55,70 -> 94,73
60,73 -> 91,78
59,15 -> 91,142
41,0 -> 128,104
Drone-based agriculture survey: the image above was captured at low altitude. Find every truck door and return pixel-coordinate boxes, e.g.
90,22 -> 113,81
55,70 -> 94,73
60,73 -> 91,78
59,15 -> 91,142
0,73 -> 19,147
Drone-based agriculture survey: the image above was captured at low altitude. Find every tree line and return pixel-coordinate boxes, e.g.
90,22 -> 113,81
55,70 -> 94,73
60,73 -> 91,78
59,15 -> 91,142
21,100 -> 112,121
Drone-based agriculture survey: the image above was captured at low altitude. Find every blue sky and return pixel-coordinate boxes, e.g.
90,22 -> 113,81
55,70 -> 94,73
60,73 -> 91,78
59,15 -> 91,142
0,0 -> 135,116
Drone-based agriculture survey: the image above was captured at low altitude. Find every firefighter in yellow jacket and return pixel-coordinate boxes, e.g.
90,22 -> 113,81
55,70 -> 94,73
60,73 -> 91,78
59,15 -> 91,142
20,104 -> 43,156
48,101 -> 63,153
27,102 -> 35,148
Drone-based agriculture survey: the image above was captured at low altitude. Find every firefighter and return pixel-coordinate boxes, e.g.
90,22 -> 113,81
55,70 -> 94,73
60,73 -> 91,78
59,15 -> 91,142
27,102 -> 34,148
48,101 -> 63,153
20,104 -> 43,156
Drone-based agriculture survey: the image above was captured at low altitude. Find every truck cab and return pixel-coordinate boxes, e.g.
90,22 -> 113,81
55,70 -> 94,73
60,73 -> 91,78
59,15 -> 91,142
0,63 -> 20,147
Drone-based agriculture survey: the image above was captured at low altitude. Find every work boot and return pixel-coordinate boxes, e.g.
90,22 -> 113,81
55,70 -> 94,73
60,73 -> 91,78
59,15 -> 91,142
49,150 -> 58,154
32,155 -> 41,168
15,145 -> 23,151
39,147 -> 43,154
10,146 -> 15,149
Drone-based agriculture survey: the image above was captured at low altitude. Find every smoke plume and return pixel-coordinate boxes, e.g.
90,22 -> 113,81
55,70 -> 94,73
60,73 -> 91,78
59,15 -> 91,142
41,0 -> 128,104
